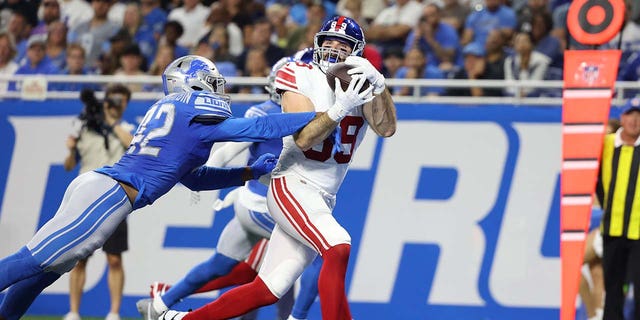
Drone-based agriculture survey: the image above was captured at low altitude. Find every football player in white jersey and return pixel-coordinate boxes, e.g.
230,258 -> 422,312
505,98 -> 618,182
162,16 -> 397,320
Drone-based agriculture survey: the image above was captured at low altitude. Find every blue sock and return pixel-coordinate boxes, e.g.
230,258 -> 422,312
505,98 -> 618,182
291,256 -> 323,319
0,271 -> 60,320
161,253 -> 239,307
0,247 -> 43,292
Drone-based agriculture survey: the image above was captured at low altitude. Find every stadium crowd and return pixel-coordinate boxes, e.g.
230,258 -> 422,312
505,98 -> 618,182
0,0 -> 638,97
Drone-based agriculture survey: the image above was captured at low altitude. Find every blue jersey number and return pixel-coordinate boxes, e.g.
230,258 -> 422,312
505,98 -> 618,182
128,103 -> 176,156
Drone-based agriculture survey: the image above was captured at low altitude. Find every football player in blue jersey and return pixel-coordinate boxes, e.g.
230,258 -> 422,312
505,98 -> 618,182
0,55 -> 317,320
137,50 -> 320,320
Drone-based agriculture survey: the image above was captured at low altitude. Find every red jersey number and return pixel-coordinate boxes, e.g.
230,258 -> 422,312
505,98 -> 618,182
303,116 -> 364,164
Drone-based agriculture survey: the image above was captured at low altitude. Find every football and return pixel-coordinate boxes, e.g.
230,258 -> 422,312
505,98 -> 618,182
326,62 -> 370,92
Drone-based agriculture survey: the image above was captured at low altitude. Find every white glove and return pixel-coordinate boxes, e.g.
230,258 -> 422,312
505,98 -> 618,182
327,75 -> 374,122
345,55 -> 386,95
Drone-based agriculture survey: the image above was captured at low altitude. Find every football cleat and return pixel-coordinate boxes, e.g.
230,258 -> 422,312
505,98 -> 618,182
159,310 -> 188,320
150,281 -> 170,298
136,298 -> 162,320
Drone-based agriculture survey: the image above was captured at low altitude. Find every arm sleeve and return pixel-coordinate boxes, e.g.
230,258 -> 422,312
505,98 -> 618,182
204,141 -> 252,167
201,112 -> 315,143
180,166 -> 247,191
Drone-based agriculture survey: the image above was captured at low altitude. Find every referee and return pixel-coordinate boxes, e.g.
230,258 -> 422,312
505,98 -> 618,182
597,97 -> 640,320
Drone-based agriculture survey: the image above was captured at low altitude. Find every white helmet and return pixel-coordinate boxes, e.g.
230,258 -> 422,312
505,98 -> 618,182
162,55 -> 226,96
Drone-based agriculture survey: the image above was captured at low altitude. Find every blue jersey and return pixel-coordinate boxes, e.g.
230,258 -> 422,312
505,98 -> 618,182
96,91 -> 314,210
245,100 -> 284,196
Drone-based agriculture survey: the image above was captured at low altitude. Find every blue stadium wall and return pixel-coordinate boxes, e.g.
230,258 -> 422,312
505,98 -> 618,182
0,98 -> 569,319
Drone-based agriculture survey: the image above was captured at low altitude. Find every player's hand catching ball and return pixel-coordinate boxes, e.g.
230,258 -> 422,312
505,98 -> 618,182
327,74 -> 374,122
345,56 -> 386,95
250,153 -> 278,179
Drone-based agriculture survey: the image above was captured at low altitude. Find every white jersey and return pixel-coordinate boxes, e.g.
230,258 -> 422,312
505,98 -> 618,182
272,61 -> 369,195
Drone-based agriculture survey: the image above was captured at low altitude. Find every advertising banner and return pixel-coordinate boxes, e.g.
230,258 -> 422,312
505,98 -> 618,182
0,99 -> 562,319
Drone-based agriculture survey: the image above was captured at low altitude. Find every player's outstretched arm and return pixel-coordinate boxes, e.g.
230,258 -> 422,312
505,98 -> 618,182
200,113 -> 316,143
180,154 -> 277,191
363,88 -> 396,138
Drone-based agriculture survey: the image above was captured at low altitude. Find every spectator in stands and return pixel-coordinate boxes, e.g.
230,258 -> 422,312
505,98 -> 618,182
0,31 -> 19,94
158,20 -> 189,59
15,34 -> 60,75
68,0 -> 120,70
529,10 -> 562,70
382,46 -> 404,78
336,0 -> 364,24
147,45 -> 174,77
144,45 -> 174,91
266,3 -> 289,49
107,0 -> 127,28
440,0 -> 470,35
288,0 -> 334,29
45,20 -> 68,70
204,2 -> 244,57
139,0 -> 167,44
286,2 -> 325,54
366,0 -> 423,49
32,0 -> 61,36
239,48 -> 270,94
211,0 -> 259,48
603,1 -> 640,79
516,0 -> 549,31
445,42 -> 504,97
404,3 -> 459,72
484,29 -> 506,84
461,0 -> 517,48
114,44 -> 145,92
120,2 -> 156,69
393,47 -> 444,96
99,29 -> 132,75
7,7 -> 37,64
168,0 -> 210,48
504,32 -> 549,97
55,43 -> 100,91
200,23 -> 237,68
58,0 -> 92,31
358,0 -> 386,25
237,18 -> 285,73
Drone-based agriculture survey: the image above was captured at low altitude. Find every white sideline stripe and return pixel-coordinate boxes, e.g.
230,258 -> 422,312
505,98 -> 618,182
563,90 -> 611,99
561,196 -> 592,205
563,125 -> 604,134
561,232 -> 586,242
563,160 -> 599,170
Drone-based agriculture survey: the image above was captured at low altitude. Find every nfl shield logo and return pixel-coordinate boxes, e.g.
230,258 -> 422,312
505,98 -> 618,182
575,62 -> 601,85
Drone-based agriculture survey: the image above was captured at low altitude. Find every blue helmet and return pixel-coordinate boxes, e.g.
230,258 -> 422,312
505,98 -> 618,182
313,16 -> 365,71
265,48 -> 314,104
265,56 -> 293,105
162,55 -> 226,96
292,47 -> 314,64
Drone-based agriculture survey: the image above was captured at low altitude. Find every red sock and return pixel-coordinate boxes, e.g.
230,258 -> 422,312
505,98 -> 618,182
195,262 -> 258,293
318,244 -> 352,320
184,276 -> 278,320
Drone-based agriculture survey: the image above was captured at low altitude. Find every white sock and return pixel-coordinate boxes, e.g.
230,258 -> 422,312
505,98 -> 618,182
153,296 -> 169,313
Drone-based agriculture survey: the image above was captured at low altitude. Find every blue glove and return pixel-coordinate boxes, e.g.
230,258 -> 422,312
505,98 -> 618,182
250,153 -> 278,179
